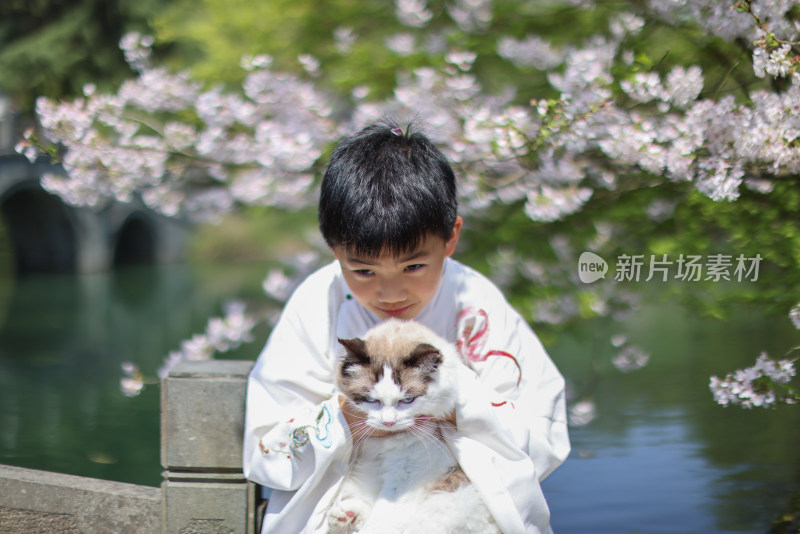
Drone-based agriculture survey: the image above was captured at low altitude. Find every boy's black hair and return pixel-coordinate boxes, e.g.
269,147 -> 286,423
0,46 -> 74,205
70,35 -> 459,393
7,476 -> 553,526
319,120 -> 458,257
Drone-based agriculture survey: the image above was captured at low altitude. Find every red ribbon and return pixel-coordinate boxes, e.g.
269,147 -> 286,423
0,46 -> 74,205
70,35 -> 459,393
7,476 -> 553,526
456,307 -> 522,386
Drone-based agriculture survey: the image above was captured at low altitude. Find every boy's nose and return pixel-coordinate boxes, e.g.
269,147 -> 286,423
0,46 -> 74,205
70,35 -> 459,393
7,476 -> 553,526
377,283 -> 406,303
378,293 -> 405,304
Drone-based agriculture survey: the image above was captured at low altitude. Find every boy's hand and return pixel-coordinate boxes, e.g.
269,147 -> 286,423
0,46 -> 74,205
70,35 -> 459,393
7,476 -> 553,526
442,409 -> 457,427
415,410 -> 457,431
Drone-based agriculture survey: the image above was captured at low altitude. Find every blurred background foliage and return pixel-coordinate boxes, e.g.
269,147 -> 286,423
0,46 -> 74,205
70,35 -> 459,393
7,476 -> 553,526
0,0 -> 163,109
2,0 -> 798,330
0,0 -> 779,107
148,0 -> 767,103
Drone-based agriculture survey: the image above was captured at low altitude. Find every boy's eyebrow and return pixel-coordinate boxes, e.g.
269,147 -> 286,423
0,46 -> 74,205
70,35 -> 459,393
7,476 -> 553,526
398,250 -> 429,263
346,256 -> 378,266
346,250 -> 430,265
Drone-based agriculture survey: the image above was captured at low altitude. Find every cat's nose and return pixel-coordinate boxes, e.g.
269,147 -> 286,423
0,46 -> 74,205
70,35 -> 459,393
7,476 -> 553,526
382,421 -> 395,427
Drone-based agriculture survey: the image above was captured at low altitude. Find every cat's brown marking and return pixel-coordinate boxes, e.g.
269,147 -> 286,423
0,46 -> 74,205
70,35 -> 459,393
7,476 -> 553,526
430,465 -> 470,493
402,343 -> 442,384
337,332 -> 443,402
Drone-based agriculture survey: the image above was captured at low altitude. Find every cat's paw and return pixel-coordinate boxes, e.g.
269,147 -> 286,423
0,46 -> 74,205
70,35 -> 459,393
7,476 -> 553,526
327,498 -> 369,532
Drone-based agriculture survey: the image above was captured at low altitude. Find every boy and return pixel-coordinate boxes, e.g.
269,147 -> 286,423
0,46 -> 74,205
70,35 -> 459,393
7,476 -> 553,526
243,122 -> 570,533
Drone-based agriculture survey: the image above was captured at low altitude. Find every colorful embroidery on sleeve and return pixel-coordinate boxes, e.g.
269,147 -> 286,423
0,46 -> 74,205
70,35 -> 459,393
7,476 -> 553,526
258,439 -> 293,459
314,405 -> 333,448
456,307 -> 522,386
258,406 -> 334,460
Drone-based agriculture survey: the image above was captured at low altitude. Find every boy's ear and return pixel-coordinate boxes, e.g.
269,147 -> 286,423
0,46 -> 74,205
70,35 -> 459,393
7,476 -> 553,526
444,216 -> 463,257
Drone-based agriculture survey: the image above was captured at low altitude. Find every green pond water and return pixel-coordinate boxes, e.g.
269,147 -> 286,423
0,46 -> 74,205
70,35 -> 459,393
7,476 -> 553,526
0,262 -> 798,533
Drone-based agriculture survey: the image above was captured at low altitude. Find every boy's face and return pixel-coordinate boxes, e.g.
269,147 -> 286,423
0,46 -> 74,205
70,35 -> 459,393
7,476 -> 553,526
333,217 -> 463,321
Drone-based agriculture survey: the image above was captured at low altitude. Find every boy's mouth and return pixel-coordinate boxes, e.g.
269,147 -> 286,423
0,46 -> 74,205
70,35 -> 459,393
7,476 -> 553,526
378,305 -> 412,318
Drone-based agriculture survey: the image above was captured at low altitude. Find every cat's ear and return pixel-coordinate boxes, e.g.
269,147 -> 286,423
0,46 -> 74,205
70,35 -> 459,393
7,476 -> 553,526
338,337 -> 368,358
405,343 -> 443,376
338,338 -> 370,376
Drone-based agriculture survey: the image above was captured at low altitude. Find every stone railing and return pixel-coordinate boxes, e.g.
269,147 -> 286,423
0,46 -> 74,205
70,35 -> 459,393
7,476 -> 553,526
0,359 -> 261,534
0,465 -> 161,533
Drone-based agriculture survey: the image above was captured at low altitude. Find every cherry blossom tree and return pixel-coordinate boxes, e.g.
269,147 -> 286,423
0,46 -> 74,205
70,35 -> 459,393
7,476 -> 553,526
16,0 -> 800,401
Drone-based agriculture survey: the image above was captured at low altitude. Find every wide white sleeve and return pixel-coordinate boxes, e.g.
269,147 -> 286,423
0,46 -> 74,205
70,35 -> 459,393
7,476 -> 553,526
454,300 -> 570,482
242,276 -> 352,493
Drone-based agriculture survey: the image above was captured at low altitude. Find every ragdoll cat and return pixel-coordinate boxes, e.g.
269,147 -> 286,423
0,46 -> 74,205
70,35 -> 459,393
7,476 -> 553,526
327,319 -> 500,534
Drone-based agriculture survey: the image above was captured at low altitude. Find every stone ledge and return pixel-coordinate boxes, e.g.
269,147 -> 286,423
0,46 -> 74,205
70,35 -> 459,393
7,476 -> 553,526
162,479 -> 255,534
0,464 -> 160,534
166,360 -> 255,380
160,360 -> 254,471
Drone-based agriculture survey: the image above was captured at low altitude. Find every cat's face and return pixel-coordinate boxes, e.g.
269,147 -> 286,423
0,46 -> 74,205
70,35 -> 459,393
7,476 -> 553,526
336,320 -> 457,432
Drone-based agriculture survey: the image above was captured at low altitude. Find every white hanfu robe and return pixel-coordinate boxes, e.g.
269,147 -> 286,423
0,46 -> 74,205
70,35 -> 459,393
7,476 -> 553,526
243,258 -> 570,534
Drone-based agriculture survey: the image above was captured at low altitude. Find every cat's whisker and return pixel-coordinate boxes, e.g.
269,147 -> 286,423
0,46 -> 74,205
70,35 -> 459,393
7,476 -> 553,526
346,418 -> 380,456
406,423 -> 449,468
352,424 -> 374,445
407,428 -> 438,467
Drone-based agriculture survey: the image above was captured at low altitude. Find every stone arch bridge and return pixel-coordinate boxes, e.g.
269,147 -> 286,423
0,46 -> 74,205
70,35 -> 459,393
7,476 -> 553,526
0,154 -> 188,274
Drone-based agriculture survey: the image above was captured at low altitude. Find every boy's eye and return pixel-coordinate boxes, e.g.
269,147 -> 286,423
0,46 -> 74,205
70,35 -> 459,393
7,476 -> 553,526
404,264 -> 424,273
354,269 -> 374,277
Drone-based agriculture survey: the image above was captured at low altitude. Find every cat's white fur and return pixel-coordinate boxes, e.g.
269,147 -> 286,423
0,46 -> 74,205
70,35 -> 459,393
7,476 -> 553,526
328,319 -> 500,534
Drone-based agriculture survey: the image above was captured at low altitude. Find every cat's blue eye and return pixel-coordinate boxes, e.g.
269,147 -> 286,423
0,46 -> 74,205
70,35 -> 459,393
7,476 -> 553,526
400,396 -> 416,404
364,396 -> 377,403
